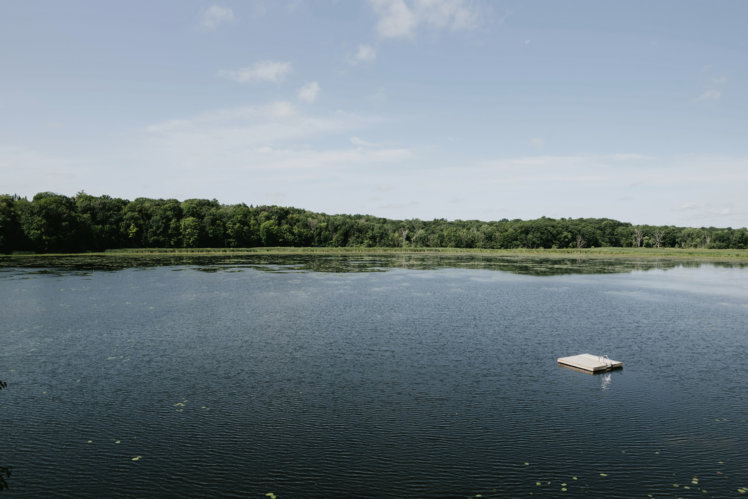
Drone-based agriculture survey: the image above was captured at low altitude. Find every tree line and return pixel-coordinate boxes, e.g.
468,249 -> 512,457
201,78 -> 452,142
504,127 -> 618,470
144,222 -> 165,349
1,192 -> 747,253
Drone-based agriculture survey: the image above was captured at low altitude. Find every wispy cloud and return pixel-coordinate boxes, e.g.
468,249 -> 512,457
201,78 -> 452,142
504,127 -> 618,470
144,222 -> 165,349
350,136 -> 381,147
142,103 -> 396,169
241,146 -> 412,171
217,61 -> 292,83
695,74 -> 726,101
146,102 -> 308,138
353,44 -> 377,63
370,0 -> 416,38
297,81 -> 321,103
677,202 -> 698,211
135,103 -> 412,206
201,5 -> 235,30
708,207 -> 732,216
369,0 -> 480,38
696,89 -> 721,101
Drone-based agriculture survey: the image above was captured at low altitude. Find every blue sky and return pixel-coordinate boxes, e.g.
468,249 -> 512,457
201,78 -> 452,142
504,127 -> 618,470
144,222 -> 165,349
2,0 -> 747,227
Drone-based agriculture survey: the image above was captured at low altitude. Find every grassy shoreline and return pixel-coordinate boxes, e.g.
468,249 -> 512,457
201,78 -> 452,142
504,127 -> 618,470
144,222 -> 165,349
5,246 -> 748,261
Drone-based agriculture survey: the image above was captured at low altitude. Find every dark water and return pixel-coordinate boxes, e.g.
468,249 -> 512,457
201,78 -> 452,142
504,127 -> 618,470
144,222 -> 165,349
1,255 -> 747,497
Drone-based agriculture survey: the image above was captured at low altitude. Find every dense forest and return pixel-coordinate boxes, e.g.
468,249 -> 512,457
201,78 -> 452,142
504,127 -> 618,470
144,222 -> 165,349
1,192 -> 747,253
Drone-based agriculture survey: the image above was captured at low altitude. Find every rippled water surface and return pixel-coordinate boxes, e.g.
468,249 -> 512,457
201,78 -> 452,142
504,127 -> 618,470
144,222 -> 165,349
1,255 -> 747,497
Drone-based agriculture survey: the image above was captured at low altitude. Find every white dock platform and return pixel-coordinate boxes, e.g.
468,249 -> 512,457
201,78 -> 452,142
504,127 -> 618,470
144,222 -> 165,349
557,353 -> 623,373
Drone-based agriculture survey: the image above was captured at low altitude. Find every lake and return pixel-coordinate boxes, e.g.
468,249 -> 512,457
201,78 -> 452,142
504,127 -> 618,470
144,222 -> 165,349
1,254 -> 747,497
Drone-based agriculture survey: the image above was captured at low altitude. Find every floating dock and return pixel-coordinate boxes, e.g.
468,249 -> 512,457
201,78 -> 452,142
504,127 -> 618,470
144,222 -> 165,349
557,353 -> 623,374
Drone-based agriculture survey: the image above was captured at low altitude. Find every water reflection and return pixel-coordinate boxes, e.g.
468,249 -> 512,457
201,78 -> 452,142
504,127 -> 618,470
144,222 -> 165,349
0,381 -> 9,492
1,253 -> 744,278
0,466 -> 11,492
600,372 -> 612,390
1,258 -> 747,497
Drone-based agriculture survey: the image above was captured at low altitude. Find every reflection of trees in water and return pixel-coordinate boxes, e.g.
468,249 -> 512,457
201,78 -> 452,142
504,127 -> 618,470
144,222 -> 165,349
0,466 -> 10,491
0,381 -> 10,491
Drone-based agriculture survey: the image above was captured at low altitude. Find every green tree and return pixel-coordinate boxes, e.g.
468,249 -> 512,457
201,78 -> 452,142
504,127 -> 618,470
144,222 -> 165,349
75,192 -> 127,250
180,217 -> 201,248
0,195 -> 25,253
18,192 -> 82,252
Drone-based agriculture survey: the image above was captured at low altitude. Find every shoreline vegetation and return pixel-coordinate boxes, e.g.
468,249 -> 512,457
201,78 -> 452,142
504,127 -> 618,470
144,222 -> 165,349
2,192 -> 747,254
5,246 -> 748,262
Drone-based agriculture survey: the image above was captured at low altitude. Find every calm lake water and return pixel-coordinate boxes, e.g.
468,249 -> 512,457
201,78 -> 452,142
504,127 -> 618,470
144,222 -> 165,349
1,255 -> 747,497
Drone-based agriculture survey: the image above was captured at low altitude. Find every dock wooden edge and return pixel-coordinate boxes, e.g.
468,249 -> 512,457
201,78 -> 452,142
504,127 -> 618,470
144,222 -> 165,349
558,353 -> 623,374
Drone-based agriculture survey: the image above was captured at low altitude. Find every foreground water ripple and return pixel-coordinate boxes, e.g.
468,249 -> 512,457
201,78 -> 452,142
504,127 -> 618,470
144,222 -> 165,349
0,259 -> 747,497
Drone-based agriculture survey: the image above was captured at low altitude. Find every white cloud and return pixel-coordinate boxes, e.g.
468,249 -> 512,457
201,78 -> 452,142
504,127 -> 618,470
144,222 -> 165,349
129,104 -> 413,209
138,102 -> 411,176
242,146 -> 411,171
350,136 -> 380,147
143,103 -> 386,164
695,74 -> 726,101
369,0 -> 480,38
146,101 -> 307,137
201,5 -> 235,29
696,89 -> 721,101
355,44 -> 377,63
708,207 -> 732,216
678,202 -> 698,211
297,81 -> 321,103
217,61 -> 292,83
370,0 -> 417,38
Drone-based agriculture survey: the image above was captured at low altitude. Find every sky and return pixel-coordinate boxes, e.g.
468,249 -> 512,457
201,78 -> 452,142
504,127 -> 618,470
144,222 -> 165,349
1,0 -> 747,228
